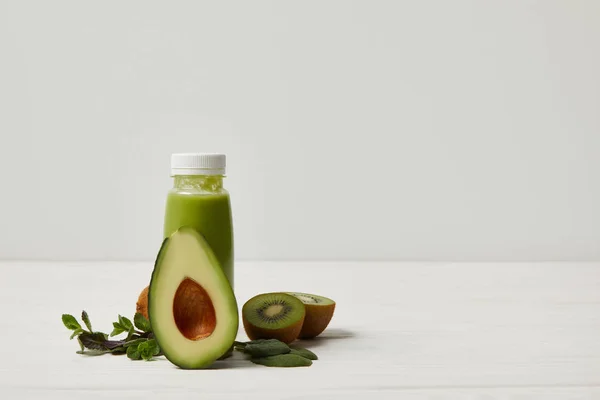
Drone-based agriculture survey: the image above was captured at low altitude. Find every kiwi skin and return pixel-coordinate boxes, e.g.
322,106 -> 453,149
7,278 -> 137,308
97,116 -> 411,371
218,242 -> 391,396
288,293 -> 336,339
242,317 -> 304,344
299,303 -> 335,339
242,293 -> 306,344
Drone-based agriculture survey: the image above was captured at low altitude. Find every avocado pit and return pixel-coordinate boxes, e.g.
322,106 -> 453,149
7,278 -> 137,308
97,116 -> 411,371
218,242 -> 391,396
173,278 -> 216,340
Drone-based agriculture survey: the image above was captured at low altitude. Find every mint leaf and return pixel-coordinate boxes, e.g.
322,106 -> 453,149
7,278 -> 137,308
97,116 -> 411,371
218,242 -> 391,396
79,332 -> 109,351
70,328 -> 84,340
62,314 -> 82,331
137,339 -> 159,361
134,313 -> 151,332
110,322 -> 125,337
127,344 -> 141,360
147,339 -> 160,356
118,315 -> 133,331
103,339 -> 127,350
137,341 -> 151,360
122,338 -> 146,348
81,311 -> 92,332
110,328 -> 125,337
111,346 -> 126,355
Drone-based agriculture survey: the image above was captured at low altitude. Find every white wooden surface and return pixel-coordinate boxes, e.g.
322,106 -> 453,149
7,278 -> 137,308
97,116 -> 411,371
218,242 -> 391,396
0,261 -> 599,399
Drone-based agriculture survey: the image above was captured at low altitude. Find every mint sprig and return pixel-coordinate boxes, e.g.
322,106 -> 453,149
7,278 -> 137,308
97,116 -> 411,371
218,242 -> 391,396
62,311 -> 159,361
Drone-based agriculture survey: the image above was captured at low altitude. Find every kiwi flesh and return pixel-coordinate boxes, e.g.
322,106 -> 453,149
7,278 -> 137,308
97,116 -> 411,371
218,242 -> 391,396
287,292 -> 335,339
242,293 -> 306,344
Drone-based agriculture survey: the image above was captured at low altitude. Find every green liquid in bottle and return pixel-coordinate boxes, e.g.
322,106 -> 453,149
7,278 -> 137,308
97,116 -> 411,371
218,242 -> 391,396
163,173 -> 234,288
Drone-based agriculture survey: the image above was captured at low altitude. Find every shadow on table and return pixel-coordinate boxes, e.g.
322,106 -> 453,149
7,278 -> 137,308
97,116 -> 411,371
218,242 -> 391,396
294,328 -> 357,348
202,361 -> 254,370
201,351 -> 255,369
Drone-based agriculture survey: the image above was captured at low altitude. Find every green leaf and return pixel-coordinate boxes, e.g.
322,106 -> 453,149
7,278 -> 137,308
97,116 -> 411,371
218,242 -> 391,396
111,347 -> 126,355
146,339 -> 160,356
290,347 -> 318,360
110,322 -> 125,337
103,339 -> 127,351
137,341 -> 153,361
135,339 -> 160,361
126,344 -> 141,360
70,328 -> 84,340
118,315 -> 133,331
81,310 -> 92,332
136,339 -> 159,361
122,338 -> 146,348
243,339 -> 290,358
134,313 -> 151,332
79,332 -> 109,351
110,328 -> 125,337
62,314 -> 82,331
251,354 -> 312,367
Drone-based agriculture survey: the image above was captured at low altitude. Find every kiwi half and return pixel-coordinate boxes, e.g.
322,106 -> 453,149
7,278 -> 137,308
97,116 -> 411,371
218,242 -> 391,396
242,293 -> 306,344
287,293 -> 335,339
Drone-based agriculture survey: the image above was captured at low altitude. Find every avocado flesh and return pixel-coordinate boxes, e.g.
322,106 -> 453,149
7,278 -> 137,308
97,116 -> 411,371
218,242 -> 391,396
149,227 -> 238,369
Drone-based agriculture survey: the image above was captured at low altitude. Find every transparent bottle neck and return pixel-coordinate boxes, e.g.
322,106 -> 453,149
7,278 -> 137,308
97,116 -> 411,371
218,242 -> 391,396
173,175 -> 224,192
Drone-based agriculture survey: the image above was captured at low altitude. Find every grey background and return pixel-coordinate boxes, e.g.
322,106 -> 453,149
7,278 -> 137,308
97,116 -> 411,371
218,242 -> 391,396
0,0 -> 598,261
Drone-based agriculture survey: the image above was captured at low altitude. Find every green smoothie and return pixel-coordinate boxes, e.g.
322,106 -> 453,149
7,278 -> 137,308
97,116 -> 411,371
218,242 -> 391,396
163,173 -> 234,288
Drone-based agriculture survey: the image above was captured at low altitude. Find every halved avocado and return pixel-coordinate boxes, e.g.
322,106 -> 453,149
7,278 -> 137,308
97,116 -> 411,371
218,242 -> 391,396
148,227 -> 238,369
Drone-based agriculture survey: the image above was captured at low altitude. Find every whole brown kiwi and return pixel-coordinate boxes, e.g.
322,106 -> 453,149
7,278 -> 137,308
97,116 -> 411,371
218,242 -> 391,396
136,286 -> 149,319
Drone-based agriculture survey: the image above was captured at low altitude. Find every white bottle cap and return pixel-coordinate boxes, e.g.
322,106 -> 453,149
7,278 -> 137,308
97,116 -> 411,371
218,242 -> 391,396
171,153 -> 226,176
